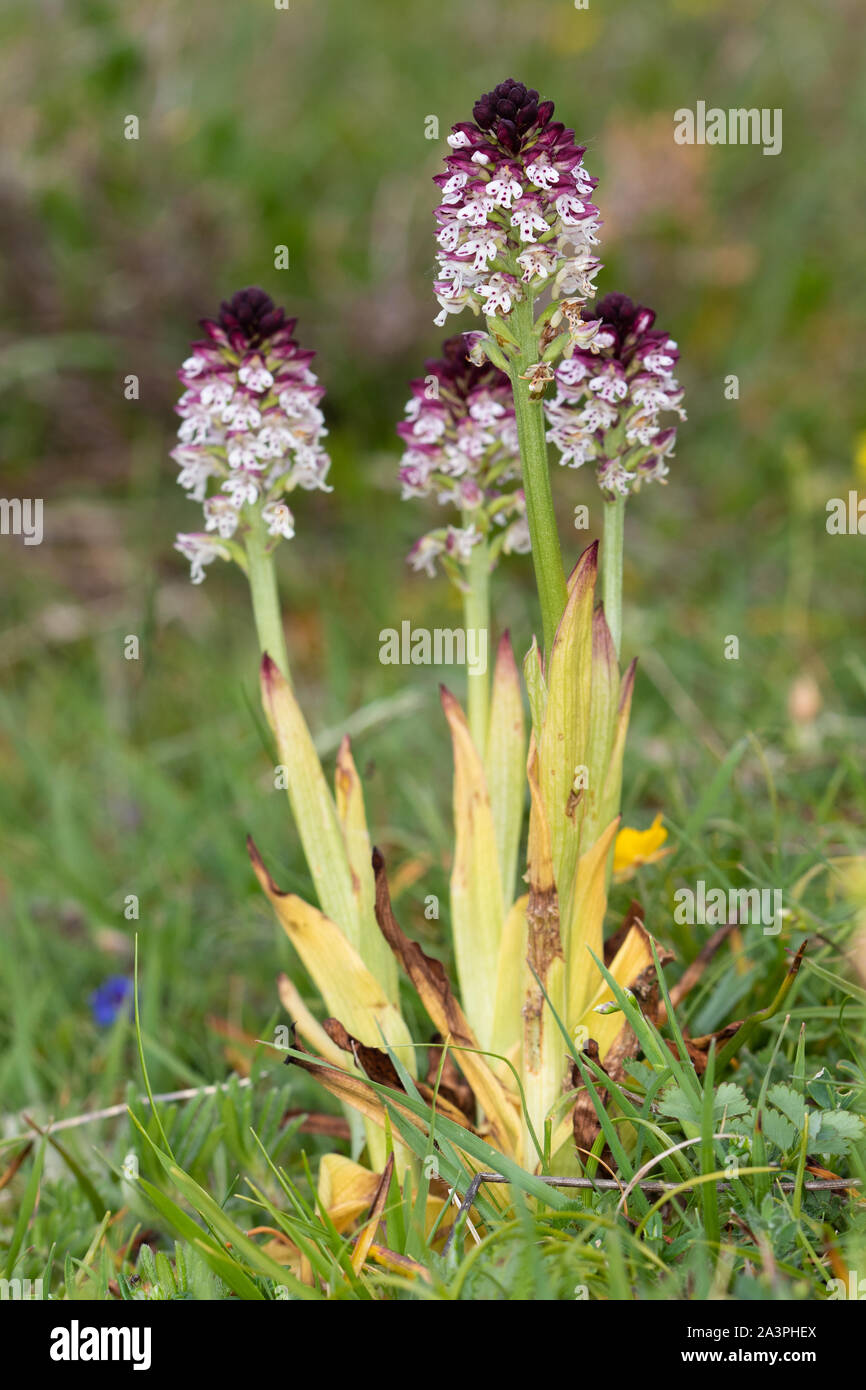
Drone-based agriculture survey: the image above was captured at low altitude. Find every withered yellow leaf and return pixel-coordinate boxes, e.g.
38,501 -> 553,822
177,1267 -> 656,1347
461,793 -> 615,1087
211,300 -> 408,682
484,633 -> 526,909
250,839 -> 415,1075
441,686 -> 505,1051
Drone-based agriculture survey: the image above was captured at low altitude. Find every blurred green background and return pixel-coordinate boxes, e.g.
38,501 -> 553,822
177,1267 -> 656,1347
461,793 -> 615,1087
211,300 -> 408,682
1,0 -> 864,1123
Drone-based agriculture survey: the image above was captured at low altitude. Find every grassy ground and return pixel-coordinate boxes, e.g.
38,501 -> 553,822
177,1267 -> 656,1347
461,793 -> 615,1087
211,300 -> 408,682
1,0 -> 865,1300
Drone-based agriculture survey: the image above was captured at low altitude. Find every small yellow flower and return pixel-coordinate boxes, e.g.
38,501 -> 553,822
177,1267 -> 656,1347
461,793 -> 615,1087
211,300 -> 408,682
613,812 -> 670,879
855,431 -> 866,480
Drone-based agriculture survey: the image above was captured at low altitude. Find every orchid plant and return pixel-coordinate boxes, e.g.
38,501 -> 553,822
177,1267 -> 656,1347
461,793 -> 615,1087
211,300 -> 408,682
169,79 -> 702,1236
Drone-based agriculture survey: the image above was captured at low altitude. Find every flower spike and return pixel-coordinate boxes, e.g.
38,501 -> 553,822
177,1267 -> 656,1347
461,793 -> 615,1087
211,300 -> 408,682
545,291 -> 686,498
398,333 -> 529,581
433,79 -> 602,332
172,288 -> 330,582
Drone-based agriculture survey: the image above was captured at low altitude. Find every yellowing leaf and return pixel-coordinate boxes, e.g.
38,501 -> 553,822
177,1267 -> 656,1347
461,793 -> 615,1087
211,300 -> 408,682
537,543 -> 597,928
249,839 -> 415,1076
490,894 -> 529,1072
351,1155 -> 393,1274
484,634 -> 526,909
565,817 -> 620,1024
260,656 -> 358,947
579,922 -> 656,1061
441,686 -> 505,1051
276,973 -> 347,1067
335,735 -> 399,1005
522,635 -> 547,739
318,1154 -> 381,1233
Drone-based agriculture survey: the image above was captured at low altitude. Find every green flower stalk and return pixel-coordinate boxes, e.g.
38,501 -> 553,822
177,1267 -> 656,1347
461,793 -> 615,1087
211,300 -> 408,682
601,492 -> 625,659
507,295 -> 568,655
397,333 -> 529,752
243,516 -> 290,679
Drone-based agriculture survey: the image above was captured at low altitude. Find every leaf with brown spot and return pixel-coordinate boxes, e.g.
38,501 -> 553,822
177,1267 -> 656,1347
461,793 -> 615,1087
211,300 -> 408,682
250,838 -> 415,1075
335,735 -> 398,1005
565,816 -> 621,1024
323,1018 -> 406,1090
321,1018 -> 476,1128
523,737 -> 567,1162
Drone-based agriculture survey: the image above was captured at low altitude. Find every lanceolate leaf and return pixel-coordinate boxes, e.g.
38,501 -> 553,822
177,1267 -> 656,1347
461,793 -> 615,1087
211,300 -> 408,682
318,1154 -> 381,1234
565,816 -> 620,1025
537,543 -> 597,929
335,735 -> 399,1005
260,655 -> 359,947
321,1019 -> 473,1126
523,741 -> 566,1165
441,685 -> 505,1051
484,633 -> 526,909
522,636 -> 547,739
249,838 -> 415,1075
490,893 -> 529,1070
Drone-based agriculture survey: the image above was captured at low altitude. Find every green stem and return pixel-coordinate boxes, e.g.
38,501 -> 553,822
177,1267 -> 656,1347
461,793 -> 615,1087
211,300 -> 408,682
463,529 -> 490,755
244,521 -> 290,680
506,297 -> 568,657
601,494 -> 626,659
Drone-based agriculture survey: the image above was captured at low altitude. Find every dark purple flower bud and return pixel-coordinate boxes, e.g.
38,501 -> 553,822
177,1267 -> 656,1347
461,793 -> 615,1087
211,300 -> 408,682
472,79 -> 549,152
214,287 -> 288,347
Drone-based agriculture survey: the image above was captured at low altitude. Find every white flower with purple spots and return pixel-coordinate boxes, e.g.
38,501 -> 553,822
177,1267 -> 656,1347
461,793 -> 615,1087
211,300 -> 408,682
433,80 -> 601,331
544,293 -> 685,498
172,289 -> 331,581
397,335 -> 530,583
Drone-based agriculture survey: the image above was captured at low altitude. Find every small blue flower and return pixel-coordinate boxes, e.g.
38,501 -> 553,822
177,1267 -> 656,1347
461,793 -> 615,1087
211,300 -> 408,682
90,975 -> 134,1027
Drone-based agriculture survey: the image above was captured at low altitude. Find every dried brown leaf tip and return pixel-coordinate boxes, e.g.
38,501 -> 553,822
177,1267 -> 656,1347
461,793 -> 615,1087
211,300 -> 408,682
323,1018 -> 405,1091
